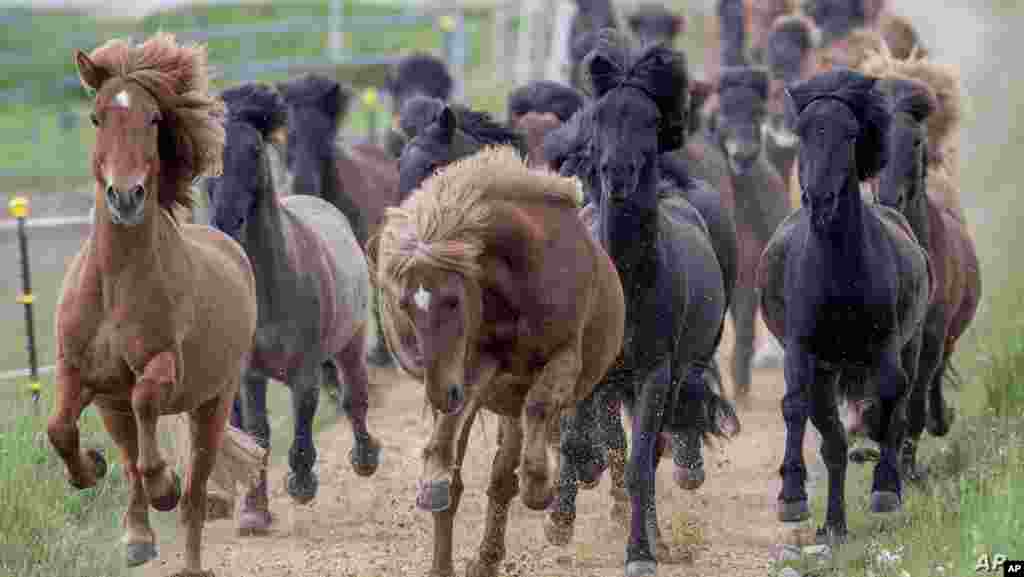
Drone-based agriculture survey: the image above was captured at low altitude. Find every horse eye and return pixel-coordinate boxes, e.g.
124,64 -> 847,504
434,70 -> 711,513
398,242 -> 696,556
89,112 -> 99,127
150,112 -> 161,125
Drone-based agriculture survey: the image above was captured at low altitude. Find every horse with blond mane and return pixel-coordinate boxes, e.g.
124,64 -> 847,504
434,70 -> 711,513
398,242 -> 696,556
49,33 -> 258,576
375,145 -> 625,577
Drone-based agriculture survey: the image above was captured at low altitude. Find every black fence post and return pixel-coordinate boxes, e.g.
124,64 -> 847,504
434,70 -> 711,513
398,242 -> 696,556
9,196 -> 40,405
362,87 -> 379,145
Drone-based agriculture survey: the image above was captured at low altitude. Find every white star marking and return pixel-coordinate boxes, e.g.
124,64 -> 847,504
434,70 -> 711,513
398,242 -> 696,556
113,90 -> 131,109
413,284 -> 432,311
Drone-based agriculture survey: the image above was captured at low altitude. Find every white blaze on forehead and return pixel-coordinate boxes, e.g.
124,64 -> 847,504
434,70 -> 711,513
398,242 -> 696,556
413,283 -> 432,311
113,90 -> 131,109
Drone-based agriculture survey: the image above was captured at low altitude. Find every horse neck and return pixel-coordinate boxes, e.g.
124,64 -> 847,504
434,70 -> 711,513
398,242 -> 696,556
821,170 -> 870,274
602,159 -> 661,287
244,171 -> 293,323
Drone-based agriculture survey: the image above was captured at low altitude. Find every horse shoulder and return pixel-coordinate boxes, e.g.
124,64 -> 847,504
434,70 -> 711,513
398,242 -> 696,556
55,240 -> 103,362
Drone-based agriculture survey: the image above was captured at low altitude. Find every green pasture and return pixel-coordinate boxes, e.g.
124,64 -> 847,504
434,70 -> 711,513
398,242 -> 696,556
1,1 -> 1022,576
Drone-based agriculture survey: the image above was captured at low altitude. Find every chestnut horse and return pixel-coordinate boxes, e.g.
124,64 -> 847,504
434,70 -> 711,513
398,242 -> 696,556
50,33 -> 258,575
375,146 -> 625,577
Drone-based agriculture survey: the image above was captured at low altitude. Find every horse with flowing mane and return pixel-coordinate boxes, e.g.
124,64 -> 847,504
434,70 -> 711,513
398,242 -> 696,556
375,145 -> 625,577
50,32 -> 259,576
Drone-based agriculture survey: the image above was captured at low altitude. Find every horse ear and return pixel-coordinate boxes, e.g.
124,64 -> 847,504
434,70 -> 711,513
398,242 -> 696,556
74,50 -> 108,92
438,105 -> 457,145
673,14 -> 686,37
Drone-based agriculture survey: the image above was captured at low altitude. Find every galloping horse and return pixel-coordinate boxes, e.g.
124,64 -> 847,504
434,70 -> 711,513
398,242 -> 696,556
547,33 -> 739,576
383,52 -> 455,159
758,68 -> 932,544
375,146 -> 625,577
206,82 -> 381,535
860,59 -> 979,480
713,65 -> 792,400
277,73 -> 401,367
50,33 -> 258,575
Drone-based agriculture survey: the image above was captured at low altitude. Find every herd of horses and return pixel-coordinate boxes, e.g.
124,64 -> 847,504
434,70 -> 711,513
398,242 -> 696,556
44,1 -> 980,576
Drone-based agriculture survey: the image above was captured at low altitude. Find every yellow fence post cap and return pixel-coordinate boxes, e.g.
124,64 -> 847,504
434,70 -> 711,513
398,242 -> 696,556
362,87 -> 379,109
439,14 -> 456,33
8,196 -> 29,218
29,381 -> 41,393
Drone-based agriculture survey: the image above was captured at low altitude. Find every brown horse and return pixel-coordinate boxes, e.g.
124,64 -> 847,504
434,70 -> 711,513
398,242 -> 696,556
50,33 -> 258,576
375,146 -> 624,577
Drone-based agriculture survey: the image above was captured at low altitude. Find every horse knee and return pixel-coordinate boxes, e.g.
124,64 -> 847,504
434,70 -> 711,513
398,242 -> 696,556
46,416 -> 76,453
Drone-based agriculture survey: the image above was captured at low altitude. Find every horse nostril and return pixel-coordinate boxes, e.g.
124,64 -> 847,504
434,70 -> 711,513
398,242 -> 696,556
106,185 -> 116,201
130,184 -> 145,204
447,384 -> 464,409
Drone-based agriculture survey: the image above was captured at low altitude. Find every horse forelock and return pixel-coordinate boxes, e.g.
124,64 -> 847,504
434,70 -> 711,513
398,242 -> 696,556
85,33 -> 224,215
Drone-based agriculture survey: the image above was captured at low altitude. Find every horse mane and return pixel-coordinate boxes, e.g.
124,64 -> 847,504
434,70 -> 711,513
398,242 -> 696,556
878,12 -> 929,60
627,3 -> 686,38
840,27 -> 888,70
542,107 -> 591,173
277,74 -> 354,127
399,96 -> 526,153
584,29 -> 689,152
385,52 -> 454,104
507,80 -> 586,124
786,67 -> 890,181
769,13 -> 821,53
802,0 -> 867,45
220,82 -> 288,136
78,32 -> 225,214
376,146 -> 579,290
858,46 -> 962,177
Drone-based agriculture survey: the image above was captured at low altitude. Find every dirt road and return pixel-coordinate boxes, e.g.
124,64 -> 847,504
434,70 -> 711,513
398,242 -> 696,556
151,323 -> 829,577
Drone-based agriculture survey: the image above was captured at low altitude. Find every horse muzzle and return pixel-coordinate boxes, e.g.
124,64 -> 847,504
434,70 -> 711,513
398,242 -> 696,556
105,184 -> 146,226
435,383 -> 465,416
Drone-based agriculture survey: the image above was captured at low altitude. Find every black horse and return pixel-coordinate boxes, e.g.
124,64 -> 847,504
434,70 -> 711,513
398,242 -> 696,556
382,52 -> 454,158
547,32 -> 739,576
712,65 -> 793,401
627,3 -> 685,46
758,68 -> 932,544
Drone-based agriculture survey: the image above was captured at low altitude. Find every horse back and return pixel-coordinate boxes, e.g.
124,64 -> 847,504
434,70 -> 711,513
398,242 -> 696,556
280,195 -> 370,355
339,143 -> 401,240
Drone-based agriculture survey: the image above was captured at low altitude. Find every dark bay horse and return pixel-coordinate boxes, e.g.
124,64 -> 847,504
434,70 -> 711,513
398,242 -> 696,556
548,33 -> 739,576
506,80 -> 586,168
375,146 -> 625,577
207,82 -> 381,535
383,52 -> 454,159
52,33 -> 258,575
396,96 -> 526,198
713,65 -> 793,400
758,68 -> 932,544
277,73 -> 401,367
627,3 -> 685,46
869,75 -> 980,480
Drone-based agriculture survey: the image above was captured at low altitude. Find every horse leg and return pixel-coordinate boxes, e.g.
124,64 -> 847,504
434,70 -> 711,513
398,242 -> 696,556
335,325 -> 382,477
730,285 -> 758,403
598,386 -> 630,525
423,408 -> 477,577
322,358 -> 344,416
467,416 -> 523,577
286,363 -> 321,505
545,391 -> 600,546
367,285 -> 394,367
520,348 -> 582,511
97,406 -> 157,567
175,393 -> 232,577
868,344 -> 915,514
927,347 -> 956,437
571,387 -> 610,489
623,360 -> 672,577
238,368 -> 272,534
47,360 -> 105,489
808,367 -> 847,545
132,351 -> 182,511
903,311 -> 945,482
777,345 -> 812,523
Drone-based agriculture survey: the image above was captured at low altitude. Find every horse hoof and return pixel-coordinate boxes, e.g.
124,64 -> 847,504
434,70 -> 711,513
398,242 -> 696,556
849,447 -> 881,463
151,470 -> 182,512
521,485 -> 554,511
777,499 -> 811,522
673,465 -> 705,490
625,560 -> 658,577
125,541 -> 158,567
416,479 -> 451,512
286,471 -> 319,505
237,509 -> 273,536
465,558 -> 499,577
350,435 -> 382,477
579,476 -> 601,491
927,406 -> 954,437
578,459 -> 606,490
88,448 -> 108,480
545,512 -> 574,546
870,490 -> 902,513
206,492 -> 235,521
815,524 -> 848,546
